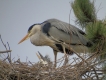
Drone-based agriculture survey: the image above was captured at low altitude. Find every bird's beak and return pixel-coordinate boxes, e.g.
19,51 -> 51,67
36,53 -> 41,60
18,33 -> 30,44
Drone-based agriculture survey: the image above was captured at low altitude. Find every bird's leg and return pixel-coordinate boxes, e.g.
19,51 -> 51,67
53,50 -> 57,67
62,44 -> 66,54
62,44 -> 68,66
51,36 -> 68,66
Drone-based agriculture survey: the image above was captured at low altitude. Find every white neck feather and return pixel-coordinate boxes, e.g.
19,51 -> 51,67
31,25 -> 41,33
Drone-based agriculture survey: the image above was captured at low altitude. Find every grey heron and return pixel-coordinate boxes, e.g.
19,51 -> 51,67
36,52 -> 51,65
18,19 -> 92,67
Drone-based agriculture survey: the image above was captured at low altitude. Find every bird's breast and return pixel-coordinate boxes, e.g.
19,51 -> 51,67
30,31 -> 54,46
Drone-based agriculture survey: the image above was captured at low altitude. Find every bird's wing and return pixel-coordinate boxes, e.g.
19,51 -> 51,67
41,19 -> 89,46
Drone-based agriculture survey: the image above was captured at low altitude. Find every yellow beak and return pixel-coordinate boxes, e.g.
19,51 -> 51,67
18,33 -> 30,44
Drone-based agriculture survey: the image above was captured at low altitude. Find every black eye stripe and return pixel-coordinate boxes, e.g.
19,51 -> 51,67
28,23 -> 41,33
28,24 -> 36,33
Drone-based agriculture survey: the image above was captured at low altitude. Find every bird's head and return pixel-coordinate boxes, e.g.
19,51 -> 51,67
18,24 -> 41,44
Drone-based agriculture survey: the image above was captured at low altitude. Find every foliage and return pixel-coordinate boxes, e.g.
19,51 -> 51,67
71,0 -> 96,28
72,0 -> 106,77
71,0 -> 106,60
86,21 -> 106,54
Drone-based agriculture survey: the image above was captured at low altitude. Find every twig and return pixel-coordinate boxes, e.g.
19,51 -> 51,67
0,35 -> 8,51
7,42 -> 12,63
0,50 -> 12,53
3,54 -> 9,61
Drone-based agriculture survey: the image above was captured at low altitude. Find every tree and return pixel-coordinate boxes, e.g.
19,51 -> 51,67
71,0 -> 106,79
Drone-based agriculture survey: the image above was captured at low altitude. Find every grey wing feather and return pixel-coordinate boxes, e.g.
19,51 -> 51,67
42,19 -> 88,46
46,19 -> 82,34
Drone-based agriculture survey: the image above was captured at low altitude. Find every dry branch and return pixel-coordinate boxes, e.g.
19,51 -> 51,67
0,50 -> 12,53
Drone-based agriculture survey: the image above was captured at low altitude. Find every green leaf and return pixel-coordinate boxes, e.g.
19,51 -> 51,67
71,0 -> 96,28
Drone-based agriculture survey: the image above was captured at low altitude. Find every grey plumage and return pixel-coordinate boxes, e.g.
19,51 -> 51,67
32,19 -> 92,66
19,18 -> 92,67
42,19 -> 91,47
36,52 -> 51,65
39,19 -> 92,56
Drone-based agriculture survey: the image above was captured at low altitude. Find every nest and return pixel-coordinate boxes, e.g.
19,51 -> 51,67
0,52 -> 106,80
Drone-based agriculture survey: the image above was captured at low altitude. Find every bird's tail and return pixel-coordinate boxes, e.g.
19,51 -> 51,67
70,44 -> 90,53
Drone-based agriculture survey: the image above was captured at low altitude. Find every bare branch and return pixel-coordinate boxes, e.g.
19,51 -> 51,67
0,35 -> 8,51
0,50 -> 12,53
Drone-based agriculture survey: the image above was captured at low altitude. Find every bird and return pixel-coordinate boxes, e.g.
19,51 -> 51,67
36,52 -> 51,66
18,18 -> 92,67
